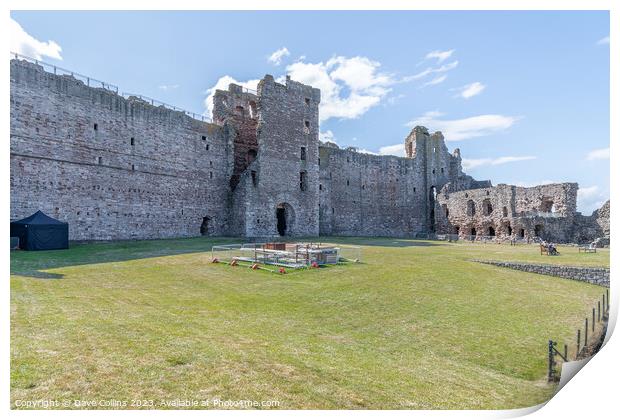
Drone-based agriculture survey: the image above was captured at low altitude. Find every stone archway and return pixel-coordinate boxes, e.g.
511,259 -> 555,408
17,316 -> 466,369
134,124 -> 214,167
200,216 -> 211,236
276,203 -> 295,236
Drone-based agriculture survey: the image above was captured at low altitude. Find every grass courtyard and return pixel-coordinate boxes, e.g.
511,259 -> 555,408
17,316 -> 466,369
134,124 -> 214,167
10,237 -> 609,409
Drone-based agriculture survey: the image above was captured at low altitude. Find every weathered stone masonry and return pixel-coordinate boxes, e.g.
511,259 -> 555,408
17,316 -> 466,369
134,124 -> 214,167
10,58 -> 610,242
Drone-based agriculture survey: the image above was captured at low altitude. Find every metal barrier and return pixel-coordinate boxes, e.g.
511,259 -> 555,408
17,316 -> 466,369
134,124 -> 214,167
122,92 -> 212,122
11,51 -> 119,93
11,51 -> 211,123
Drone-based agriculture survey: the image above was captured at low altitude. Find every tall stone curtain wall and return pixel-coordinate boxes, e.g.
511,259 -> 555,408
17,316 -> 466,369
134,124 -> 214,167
318,145 -> 426,237
10,59 -> 230,240
317,126 -> 486,237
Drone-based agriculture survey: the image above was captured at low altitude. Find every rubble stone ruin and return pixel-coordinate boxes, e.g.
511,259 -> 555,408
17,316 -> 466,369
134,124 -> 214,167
9,58 -> 610,244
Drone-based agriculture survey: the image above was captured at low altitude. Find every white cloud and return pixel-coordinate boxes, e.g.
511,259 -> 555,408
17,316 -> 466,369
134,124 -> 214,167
586,147 -> 610,160
319,130 -> 337,144
158,84 -> 179,91
455,82 -> 486,99
378,144 -> 406,157
462,155 -> 536,170
204,55 -> 395,121
267,47 -> 290,65
425,49 -> 455,63
286,55 -> 395,122
9,17 -> 62,60
578,185 -> 599,200
420,75 -> 447,88
203,75 -> 260,117
577,185 -> 609,215
408,61 -> 459,81
596,36 -> 610,45
406,111 -> 521,141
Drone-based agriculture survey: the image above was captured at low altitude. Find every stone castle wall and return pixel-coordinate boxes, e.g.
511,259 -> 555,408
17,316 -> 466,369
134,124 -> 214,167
10,59 -> 230,240
435,183 -> 580,242
9,58 -> 609,243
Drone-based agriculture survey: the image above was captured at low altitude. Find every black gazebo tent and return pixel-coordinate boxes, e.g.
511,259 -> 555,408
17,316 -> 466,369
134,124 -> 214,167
10,211 -> 69,251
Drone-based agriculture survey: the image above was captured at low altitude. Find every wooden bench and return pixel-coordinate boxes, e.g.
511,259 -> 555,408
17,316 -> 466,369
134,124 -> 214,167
578,244 -> 597,253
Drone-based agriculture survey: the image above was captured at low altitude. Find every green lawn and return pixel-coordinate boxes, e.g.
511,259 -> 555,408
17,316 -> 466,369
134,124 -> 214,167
10,237 -> 608,409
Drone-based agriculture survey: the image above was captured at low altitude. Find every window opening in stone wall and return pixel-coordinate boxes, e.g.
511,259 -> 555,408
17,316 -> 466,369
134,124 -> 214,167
130,137 -> 135,146
346,179 -> 350,186
488,226 -> 495,236
466,199 -> 476,216
471,227 -> 476,236
251,171 -> 258,187
300,171 -> 308,191
482,199 -> 493,215
305,98 -> 310,105
249,101 -> 257,118
304,120 -> 310,134
93,123 -> 98,131
300,147 -> 306,161
131,164 -> 135,171
541,199 -> 554,213
206,144 -> 210,151
319,184 -> 322,191
97,157 -> 102,165
503,206 -> 508,217
209,171 -> 213,179
202,135 -> 207,141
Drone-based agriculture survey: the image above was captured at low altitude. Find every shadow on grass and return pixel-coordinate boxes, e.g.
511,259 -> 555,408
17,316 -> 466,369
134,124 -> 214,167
10,235 -> 439,280
10,236 -> 241,280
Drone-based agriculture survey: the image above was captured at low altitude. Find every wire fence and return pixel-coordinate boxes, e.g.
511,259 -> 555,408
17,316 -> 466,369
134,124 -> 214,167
548,289 -> 610,381
122,92 -> 211,122
11,51 -> 211,123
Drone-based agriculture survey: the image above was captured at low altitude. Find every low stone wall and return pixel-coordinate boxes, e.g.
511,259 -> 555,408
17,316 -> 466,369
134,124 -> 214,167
473,260 -> 609,287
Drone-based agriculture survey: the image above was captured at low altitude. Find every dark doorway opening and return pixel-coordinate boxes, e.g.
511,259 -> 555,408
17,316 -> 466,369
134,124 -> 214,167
488,226 -> 495,236
200,216 -> 211,236
276,207 -> 287,236
535,224 -> 543,237
471,227 -> 476,236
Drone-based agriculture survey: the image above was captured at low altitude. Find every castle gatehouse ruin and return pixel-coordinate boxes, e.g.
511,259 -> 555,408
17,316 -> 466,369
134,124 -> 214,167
9,57 -> 610,244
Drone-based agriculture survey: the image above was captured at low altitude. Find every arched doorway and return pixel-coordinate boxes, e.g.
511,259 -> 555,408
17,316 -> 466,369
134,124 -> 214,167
276,203 -> 295,236
200,216 -> 211,236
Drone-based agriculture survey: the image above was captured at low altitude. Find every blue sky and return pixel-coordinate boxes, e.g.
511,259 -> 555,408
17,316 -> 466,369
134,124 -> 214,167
10,10 -> 610,214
